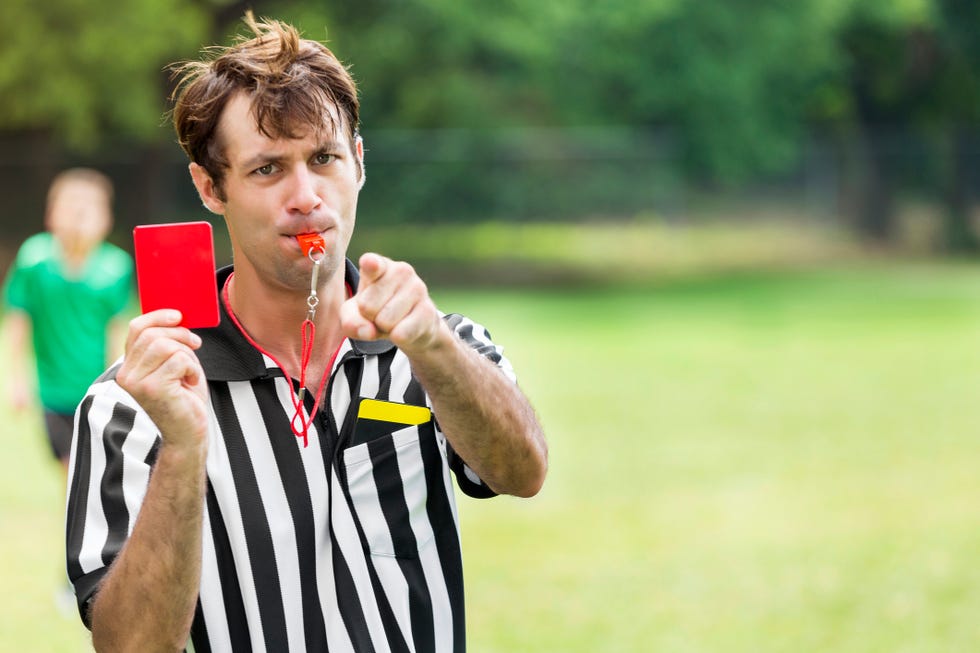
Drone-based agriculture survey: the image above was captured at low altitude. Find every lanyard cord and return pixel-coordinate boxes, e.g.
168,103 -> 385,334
221,253 -> 341,448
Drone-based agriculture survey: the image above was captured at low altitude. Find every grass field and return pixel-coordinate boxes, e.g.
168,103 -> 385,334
4,260 -> 980,651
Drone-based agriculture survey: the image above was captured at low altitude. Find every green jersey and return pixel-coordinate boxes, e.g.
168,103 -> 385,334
4,233 -> 133,413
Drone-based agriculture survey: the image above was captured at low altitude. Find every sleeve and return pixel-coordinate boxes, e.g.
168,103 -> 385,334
442,313 -> 516,382
65,369 -> 161,628
439,313 -> 518,499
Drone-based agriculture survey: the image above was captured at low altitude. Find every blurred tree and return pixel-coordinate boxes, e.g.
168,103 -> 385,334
827,0 -> 979,249
932,0 -> 980,252
835,14 -> 920,244
291,0 -> 837,184
0,0 -> 256,243
1,0 -> 976,247
537,0 -> 838,184
261,0 -> 551,130
0,0 -> 210,148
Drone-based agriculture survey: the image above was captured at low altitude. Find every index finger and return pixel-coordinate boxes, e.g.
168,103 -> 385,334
130,308 -> 182,333
126,309 -> 198,349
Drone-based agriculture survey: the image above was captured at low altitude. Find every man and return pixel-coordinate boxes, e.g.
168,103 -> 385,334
4,168 -> 133,480
65,13 -> 547,652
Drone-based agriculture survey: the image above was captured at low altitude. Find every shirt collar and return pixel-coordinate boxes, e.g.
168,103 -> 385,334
194,260 -> 395,381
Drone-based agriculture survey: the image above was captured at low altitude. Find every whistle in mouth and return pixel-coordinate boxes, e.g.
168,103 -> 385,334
296,233 -> 325,257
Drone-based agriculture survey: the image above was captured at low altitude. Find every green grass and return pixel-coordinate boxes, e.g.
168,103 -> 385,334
436,261 -> 980,652
5,260 -> 980,651
0,411 -> 93,650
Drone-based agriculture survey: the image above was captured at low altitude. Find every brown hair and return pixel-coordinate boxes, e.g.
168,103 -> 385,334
170,12 -> 360,195
47,168 -> 114,207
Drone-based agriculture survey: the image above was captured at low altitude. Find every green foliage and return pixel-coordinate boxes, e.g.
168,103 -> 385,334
534,1 -> 837,182
263,0 -> 555,130
932,0 -> 980,121
824,0 -> 980,247
1,0 -> 978,236
0,0 -> 209,147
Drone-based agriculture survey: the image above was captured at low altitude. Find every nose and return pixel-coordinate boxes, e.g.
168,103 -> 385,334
286,166 -> 322,215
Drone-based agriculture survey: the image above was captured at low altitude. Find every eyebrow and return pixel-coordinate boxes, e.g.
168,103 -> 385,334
314,139 -> 348,153
239,140 -> 348,171
241,153 -> 282,171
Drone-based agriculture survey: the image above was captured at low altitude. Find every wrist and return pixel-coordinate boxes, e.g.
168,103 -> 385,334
157,437 -> 208,470
404,318 -> 454,359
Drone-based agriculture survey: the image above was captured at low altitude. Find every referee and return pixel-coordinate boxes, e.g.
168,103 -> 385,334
65,13 -> 547,652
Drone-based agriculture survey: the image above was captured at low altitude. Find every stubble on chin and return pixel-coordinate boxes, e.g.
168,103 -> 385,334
274,251 -> 344,296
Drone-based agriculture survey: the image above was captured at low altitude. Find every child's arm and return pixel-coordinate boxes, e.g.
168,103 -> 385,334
5,311 -> 34,411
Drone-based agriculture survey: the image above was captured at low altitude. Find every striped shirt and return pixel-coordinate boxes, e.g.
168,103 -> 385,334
66,262 -> 512,652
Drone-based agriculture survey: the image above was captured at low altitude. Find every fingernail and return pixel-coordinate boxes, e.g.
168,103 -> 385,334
357,325 -> 371,339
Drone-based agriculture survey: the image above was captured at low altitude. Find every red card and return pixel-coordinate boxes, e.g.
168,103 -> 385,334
134,221 -> 219,328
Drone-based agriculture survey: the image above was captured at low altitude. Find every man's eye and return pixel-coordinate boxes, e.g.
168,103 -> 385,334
254,164 -> 275,176
313,153 -> 336,166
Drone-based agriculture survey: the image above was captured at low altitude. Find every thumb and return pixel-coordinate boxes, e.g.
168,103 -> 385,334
357,252 -> 388,287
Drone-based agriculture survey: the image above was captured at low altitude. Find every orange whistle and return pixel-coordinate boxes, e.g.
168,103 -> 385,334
296,233 -> 325,257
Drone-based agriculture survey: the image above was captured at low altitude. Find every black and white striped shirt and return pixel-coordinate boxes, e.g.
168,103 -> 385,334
66,263 -> 511,652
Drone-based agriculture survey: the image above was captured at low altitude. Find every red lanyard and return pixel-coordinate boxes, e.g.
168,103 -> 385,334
221,236 -> 342,447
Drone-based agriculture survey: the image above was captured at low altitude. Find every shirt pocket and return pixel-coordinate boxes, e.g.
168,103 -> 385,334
342,400 -> 436,558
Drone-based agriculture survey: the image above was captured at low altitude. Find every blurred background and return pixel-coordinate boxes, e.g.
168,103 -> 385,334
3,0 -> 980,651
3,0 -> 980,267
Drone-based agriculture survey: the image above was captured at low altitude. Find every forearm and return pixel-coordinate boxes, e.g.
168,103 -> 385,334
6,311 -> 28,365
90,441 -> 207,651
5,312 -> 33,407
409,323 -> 547,497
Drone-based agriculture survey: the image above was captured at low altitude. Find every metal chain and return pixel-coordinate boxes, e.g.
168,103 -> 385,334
306,247 -> 324,321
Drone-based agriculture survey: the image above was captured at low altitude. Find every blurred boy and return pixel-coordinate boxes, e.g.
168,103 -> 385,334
3,168 -> 133,479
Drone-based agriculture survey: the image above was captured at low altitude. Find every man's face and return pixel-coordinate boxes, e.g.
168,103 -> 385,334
201,91 -> 363,294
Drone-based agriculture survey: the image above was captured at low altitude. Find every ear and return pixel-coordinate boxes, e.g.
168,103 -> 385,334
189,163 -> 226,215
355,136 -> 366,190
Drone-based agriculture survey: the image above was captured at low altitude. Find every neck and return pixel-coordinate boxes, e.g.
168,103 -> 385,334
58,241 -> 94,276
226,266 -> 347,381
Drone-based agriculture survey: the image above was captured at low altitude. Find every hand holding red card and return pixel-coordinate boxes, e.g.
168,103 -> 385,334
134,222 -> 220,328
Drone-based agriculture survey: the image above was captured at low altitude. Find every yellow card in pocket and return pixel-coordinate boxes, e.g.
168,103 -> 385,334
357,399 -> 431,425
